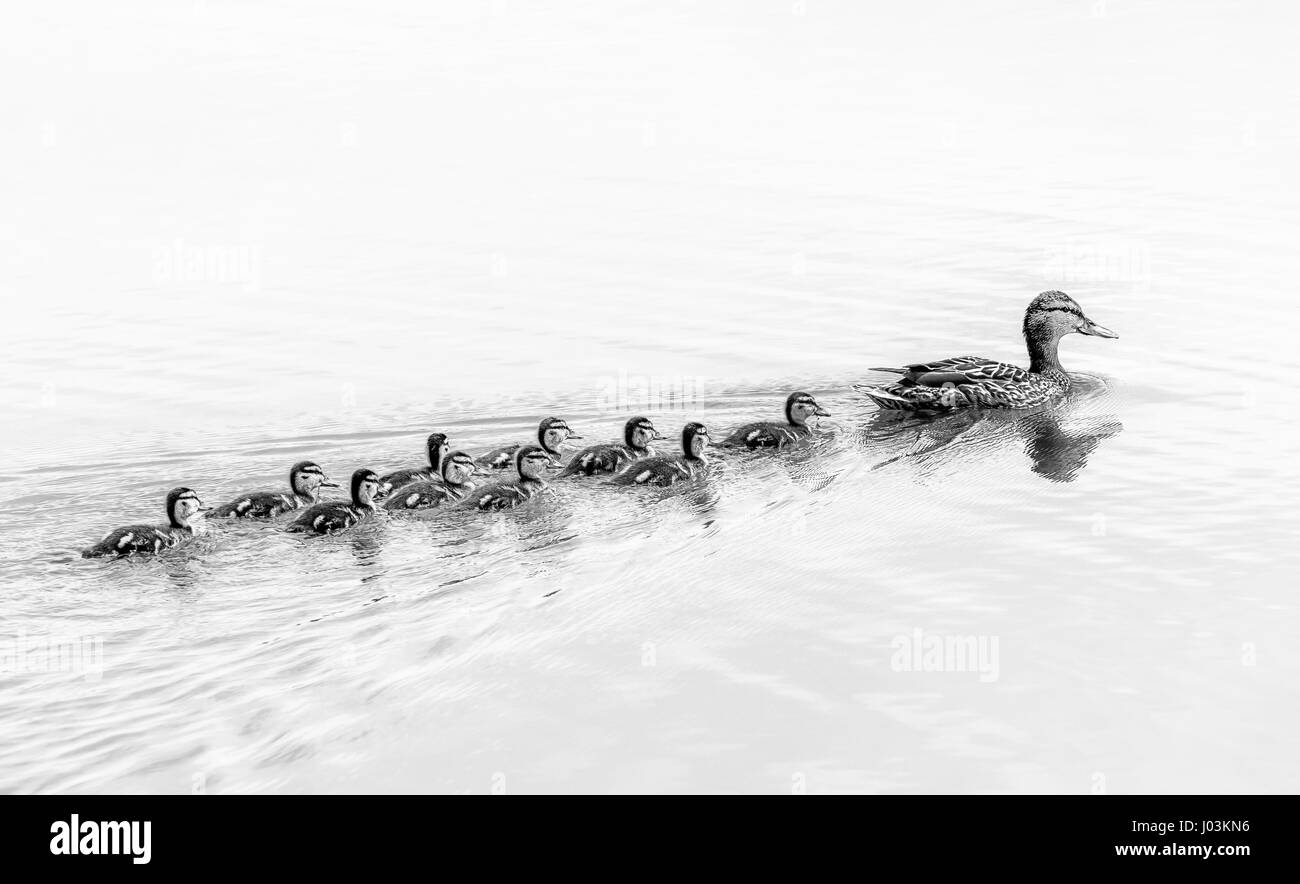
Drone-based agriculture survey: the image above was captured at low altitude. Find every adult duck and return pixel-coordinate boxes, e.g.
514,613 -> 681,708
857,291 -> 1117,413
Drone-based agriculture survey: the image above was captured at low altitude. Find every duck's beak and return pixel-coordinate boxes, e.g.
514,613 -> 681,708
566,433 -> 583,441
197,505 -> 211,512
547,458 -> 565,471
1079,318 -> 1118,339
814,405 -> 831,417
321,478 -> 340,488
652,430 -> 668,440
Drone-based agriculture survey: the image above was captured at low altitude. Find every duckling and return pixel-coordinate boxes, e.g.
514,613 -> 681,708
81,487 -> 209,558
383,450 -> 482,511
286,468 -> 381,534
377,432 -> 449,498
461,445 -> 558,510
208,460 -> 338,519
611,422 -> 711,486
477,417 -> 580,470
721,392 -> 830,449
857,290 -> 1118,413
557,416 -> 666,477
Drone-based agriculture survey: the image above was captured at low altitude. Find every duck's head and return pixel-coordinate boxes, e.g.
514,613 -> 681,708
350,468 -> 382,507
1023,291 -> 1117,346
290,460 -> 337,500
166,487 -> 208,528
624,416 -> 666,451
425,432 -> 450,470
681,422 -> 711,460
441,450 -> 480,486
515,444 -> 560,480
538,417 -> 581,454
785,392 -> 830,426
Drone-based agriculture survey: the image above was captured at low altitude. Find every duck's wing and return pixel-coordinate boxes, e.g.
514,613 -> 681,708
288,502 -> 347,533
558,444 -> 629,477
378,467 -> 431,496
613,456 -> 693,486
721,421 -> 800,449
209,490 -> 292,518
476,445 -> 519,470
612,456 -> 669,485
83,524 -> 170,557
872,355 -> 1031,385
383,481 -> 452,511
464,480 -> 522,509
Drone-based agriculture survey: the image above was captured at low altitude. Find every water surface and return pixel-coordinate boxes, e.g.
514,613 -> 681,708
2,0 -> 1298,793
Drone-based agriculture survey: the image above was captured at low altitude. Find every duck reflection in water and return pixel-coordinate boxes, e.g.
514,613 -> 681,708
349,533 -> 384,571
1015,409 -> 1123,483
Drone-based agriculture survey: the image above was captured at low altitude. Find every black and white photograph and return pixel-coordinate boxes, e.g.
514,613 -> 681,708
0,0 -> 1293,867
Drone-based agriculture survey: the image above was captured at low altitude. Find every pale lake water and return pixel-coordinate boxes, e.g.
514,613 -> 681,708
2,0 -> 1299,793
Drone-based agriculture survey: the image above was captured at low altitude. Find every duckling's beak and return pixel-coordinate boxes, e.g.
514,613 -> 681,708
321,478 -> 340,488
814,405 -> 831,417
566,433 -> 583,441
547,457 -> 565,470
1079,318 -> 1118,339
652,431 -> 667,440
197,505 -> 211,512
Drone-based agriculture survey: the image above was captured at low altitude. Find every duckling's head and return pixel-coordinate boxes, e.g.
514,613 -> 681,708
624,416 -> 665,451
682,422 -> 711,460
425,432 -> 450,469
538,417 -> 581,454
1023,291 -> 1118,347
350,468 -> 382,506
441,450 -> 479,486
785,392 -> 830,426
515,444 -> 560,480
166,487 -> 208,528
290,460 -> 337,499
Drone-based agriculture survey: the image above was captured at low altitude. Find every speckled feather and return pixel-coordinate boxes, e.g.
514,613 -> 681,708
286,502 -> 374,533
377,467 -> 433,496
476,445 -> 522,471
82,524 -> 191,558
862,358 -> 1069,412
721,422 -> 809,449
383,479 -> 470,511
461,478 -> 545,510
208,491 -> 302,519
557,443 -> 638,477
610,456 -> 696,487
